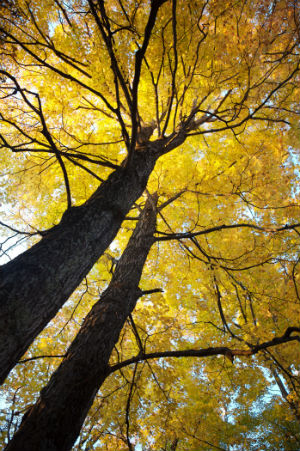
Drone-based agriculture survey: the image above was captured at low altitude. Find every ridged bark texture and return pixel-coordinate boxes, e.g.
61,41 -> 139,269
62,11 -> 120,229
4,195 -> 157,451
0,149 -> 157,384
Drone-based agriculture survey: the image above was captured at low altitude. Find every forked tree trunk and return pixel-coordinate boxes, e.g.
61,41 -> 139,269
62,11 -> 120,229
0,148 -> 157,384
5,195 -> 157,451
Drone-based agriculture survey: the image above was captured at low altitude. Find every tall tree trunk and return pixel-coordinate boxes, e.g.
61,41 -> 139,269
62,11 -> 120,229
5,195 -> 157,451
0,147 -> 157,384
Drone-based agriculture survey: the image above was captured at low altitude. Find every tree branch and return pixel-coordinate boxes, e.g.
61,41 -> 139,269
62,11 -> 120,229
155,222 -> 300,241
128,0 -> 167,164
109,328 -> 300,373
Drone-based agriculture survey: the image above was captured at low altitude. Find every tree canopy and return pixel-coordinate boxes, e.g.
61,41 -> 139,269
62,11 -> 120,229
0,0 -> 299,450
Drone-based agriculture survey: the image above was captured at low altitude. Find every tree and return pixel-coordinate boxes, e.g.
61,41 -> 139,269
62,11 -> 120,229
6,191 -> 298,450
0,0 -> 182,383
0,0 -> 299,449
4,194 -> 159,451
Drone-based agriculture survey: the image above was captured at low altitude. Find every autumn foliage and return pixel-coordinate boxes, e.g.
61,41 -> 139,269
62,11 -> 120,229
0,0 -> 299,450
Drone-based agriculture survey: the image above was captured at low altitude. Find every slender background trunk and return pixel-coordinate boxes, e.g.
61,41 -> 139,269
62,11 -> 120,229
0,148 -> 157,384
5,195 -> 157,451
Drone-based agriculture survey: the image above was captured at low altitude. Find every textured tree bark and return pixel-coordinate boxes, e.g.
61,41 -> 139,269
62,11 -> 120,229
5,195 -> 157,451
0,146 -> 158,384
